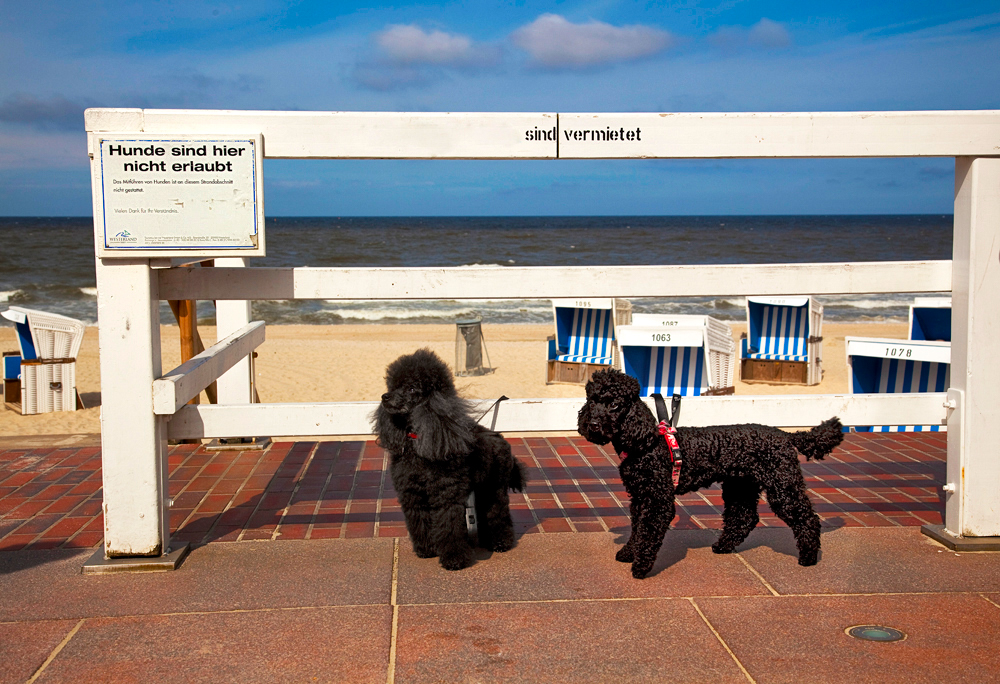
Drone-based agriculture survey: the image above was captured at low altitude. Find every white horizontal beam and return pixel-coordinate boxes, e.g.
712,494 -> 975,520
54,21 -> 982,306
83,109 -> 1000,159
86,109 -> 559,159
166,393 -> 947,439
157,261 -> 951,301
152,321 -> 265,415
558,111 -> 1000,159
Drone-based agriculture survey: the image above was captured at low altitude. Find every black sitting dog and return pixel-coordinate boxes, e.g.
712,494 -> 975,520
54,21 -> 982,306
372,349 -> 526,570
578,368 -> 842,578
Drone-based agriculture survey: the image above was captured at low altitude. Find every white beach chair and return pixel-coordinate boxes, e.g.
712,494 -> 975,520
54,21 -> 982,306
546,298 -> 631,385
909,297 -> 951,342
740,296 -> 824,385
617,314 -> 735,397
845,336 -> 950,432
1,306 -> 85,414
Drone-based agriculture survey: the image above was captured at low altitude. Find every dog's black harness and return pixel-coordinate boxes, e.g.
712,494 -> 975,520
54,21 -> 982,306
651,393 -> 683,489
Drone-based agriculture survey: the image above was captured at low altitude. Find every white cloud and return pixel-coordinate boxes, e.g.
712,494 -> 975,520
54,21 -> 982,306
749,19 -> 792,49
375,24 -> 499,68
709,18 -> 792,51
353,24 -> 502,90
511,14 -> 673,69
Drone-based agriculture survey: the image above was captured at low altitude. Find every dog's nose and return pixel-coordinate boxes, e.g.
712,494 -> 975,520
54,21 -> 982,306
381,392 -> 390,403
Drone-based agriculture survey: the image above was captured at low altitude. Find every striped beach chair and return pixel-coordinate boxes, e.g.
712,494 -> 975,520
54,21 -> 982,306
846,336 -> 950,432
1,306 -> 85,414
618,315 -> 735,397
909,297 -> 951,342
546,298 -> 631,385
740,296 -> 823,385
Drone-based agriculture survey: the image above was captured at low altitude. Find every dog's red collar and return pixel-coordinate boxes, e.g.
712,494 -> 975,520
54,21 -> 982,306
657,421 -> 683,488
407,432 -> 418,439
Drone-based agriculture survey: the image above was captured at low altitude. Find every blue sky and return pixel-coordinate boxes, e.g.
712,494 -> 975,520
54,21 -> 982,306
2,1 -> 998,216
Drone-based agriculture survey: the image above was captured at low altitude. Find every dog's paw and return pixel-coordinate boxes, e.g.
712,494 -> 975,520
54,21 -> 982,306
439,549 -> 476,571
711,541 -> 736,555
615,546 -> 634,563
630,561 -> 654,579
490,534 -> 516,553
797,553 -> 818,567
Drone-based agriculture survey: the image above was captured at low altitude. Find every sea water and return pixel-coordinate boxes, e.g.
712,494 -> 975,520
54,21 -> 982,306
0,215 -> 952,326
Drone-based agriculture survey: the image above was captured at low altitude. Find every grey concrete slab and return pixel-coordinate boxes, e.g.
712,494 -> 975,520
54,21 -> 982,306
396,531 -> 772,605
736,526 -> 1000,595
0,539 -> 393,622
80,543 -> 190,574
33,606 -> 392,684
697,593 -> 1000,684
922,524 -> 1000,551
395,600 -> 749,684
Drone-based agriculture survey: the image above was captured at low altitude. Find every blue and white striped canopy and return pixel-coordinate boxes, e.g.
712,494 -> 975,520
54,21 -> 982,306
622,345 -> 707,397
744,301 -> 810,362
553,306 -> 615,365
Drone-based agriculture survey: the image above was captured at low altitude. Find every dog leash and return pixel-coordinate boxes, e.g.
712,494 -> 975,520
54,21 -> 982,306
464,395 -> 509,544
475,395 -> 510,431
650,393 -> 683,489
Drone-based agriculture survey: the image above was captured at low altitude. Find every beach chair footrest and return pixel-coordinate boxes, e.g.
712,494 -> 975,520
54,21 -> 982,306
702,386 -> 736,396
3,378 -> 20,412
740,358 -> 810,385
546,360 -> 611,386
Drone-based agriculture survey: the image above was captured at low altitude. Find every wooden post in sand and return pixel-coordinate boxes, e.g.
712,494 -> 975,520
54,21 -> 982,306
168,299 -> 200,403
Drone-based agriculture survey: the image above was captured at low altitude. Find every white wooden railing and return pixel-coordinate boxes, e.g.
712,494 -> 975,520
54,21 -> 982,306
86,109 -> 1000,558
155,260 -> 953,437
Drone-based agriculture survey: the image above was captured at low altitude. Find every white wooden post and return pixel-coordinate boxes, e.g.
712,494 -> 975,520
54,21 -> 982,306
95,259 -> 170,556
214,257 -> 254,405
947,157 -> 1000,537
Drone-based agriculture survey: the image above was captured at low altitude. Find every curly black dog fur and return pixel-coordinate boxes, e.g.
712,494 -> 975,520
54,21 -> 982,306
372,349 -> 527,571
578,369 -> 843,579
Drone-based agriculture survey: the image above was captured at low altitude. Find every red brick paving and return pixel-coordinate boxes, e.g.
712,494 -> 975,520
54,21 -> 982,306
0,432 -> 946,551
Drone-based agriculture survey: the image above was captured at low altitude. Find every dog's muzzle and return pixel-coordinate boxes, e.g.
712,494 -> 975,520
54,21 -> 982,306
581,420 -> 611,445
381,392 -> 415,414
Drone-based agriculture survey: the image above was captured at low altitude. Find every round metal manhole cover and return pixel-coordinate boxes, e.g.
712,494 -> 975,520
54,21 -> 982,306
846,625 -> 906,642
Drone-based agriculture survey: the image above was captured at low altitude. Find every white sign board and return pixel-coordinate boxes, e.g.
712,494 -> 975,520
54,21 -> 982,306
95,134 -> 264,257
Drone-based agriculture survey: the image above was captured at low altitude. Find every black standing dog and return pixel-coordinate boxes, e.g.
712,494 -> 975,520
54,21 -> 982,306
373,349 -> 527,570
578,369 -> 842,578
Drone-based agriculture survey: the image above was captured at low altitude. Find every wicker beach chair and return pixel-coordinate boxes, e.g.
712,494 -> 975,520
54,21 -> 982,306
740,296 -> 823,385
546,298 -> 631,385
909,297 -> 951,342
845,336 -> 950,432
617,314 -> 736,397
1,306 -> 85,414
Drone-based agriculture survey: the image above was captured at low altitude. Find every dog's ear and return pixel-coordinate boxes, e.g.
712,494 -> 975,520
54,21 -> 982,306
410,392 -> 475,460
618,397 -> 654,450
624,373 -> 641,398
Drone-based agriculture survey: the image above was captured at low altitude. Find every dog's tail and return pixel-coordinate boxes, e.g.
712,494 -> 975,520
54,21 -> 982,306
789,417 -> 844,461
509,458 -> 528,493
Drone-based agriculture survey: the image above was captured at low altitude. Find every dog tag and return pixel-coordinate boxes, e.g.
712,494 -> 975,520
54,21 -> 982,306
465,492 -> 478,543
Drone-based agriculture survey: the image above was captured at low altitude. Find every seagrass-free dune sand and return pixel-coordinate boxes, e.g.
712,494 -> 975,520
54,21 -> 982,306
0,321 -> 908,437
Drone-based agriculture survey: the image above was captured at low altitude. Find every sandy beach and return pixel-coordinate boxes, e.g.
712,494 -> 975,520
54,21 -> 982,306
0,321 -> 909,438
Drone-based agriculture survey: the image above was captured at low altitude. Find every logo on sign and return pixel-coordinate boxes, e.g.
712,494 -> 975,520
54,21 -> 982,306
109,229 -> 137,244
